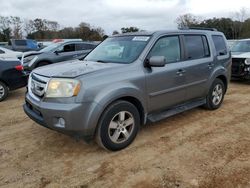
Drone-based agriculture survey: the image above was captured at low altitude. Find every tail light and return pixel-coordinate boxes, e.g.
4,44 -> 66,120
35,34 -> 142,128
15,65 -> 24,71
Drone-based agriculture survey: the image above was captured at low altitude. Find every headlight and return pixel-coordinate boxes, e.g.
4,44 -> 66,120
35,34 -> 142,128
45,78 -> 81,98
245,58 -> 250,65
28,56 -> 38,66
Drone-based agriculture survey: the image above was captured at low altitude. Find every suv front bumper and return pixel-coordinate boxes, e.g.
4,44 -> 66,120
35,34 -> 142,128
23,93 -> 102,141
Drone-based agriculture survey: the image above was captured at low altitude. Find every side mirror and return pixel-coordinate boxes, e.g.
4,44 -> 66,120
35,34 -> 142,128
148,56 -> 166,67
54,50 -> 59,55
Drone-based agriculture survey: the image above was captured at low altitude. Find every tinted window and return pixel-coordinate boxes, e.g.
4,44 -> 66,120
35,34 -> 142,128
63,44 -> 75,52
76,43 -> 96,51
184,35 -> 209,60
202,36 -> 210,57
212,35 -> 227,56
149,36 -> 181,63
15,40 -> 27,46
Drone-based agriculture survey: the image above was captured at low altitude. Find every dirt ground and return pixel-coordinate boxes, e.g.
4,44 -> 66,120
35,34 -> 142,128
0,81 -> 250,188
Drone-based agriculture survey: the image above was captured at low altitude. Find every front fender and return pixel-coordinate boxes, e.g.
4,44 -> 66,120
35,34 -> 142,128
80,83 -> 147,137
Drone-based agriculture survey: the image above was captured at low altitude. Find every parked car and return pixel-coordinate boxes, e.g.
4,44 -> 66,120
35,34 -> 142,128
0,59 -> 27,102
231,39 -> 250,79
22,41 -> 97,73
0,47 -> 23,60
7,39 -> 39,52
227,39 -> 238,49
24,29 -> 231,151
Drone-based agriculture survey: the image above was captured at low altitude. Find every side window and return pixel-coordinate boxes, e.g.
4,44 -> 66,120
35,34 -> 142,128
63,44 -> 75,52
212,35 -> 227,56
0,49 -> 5,54
76,44 -> 95,51
149,36 -> 181,63
184,35 -> 210,60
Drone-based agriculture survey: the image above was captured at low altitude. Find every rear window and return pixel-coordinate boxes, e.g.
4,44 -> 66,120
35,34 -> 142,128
212,35 -> 227,56
15,40 -> 27,46
184,35 -> 210,60
76,43 -> 96,51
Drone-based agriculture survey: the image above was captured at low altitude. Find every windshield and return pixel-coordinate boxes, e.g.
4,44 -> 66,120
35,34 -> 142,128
39,43 -> 62,53
85,36 -> 150,64
231,40 -> 250,53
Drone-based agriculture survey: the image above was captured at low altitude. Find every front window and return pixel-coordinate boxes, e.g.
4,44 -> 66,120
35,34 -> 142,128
232,40 -> 250,53
85,36 -> 150,64
39,43 -> 62,53
149,36 -> 181,63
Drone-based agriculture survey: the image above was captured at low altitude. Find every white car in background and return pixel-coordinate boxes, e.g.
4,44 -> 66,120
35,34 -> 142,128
0,47 -> 23,60
231,39 -> 250,79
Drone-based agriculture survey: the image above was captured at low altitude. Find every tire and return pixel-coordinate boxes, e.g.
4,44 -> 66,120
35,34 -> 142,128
0,81 -> 8,102
204,78 -> 225,110
96,100 -> 140,151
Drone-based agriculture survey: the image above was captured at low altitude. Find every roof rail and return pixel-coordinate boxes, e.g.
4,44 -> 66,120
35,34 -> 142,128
179,27 -> 217,31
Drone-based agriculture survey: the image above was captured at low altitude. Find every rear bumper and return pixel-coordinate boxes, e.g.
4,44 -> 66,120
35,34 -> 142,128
9,74 -> 28,91
23,93 -> 102,141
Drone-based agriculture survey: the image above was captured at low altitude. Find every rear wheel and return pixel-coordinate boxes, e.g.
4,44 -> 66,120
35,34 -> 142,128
0,81 -> 8,102
204,78 -> 225,110
96,100 -> 140,151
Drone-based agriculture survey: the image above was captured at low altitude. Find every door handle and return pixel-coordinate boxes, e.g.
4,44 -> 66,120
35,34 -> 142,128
176,69 -> 186,76
208,63 -> 214,69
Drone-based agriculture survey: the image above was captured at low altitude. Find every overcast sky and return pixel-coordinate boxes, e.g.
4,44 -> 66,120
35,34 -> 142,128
1,0 -> 250,34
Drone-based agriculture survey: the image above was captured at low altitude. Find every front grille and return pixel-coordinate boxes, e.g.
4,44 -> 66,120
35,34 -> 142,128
28,73 -> 50,100
232,58 -> 246,76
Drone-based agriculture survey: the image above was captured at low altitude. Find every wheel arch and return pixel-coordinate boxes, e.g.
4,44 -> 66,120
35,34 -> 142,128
91,95 -> 146,138
216,75 -> 228,93
35,59 -> 53,68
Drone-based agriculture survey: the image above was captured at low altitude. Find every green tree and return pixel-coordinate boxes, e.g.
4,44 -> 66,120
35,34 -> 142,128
121,27 -> 139,33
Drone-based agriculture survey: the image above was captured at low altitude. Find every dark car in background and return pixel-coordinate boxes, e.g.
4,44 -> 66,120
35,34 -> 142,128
231,39 -> 250,79
22,41 -> 97,72
0,58 -> 27,102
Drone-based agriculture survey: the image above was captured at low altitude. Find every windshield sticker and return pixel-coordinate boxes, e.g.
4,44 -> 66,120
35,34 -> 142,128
132,36 -> 150,42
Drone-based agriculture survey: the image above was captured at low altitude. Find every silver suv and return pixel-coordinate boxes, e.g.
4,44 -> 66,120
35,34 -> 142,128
23,29 -> 231,151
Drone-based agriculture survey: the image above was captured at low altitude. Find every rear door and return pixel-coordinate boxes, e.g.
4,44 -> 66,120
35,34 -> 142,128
146,35 -> 188,112
182,34 -> 213,100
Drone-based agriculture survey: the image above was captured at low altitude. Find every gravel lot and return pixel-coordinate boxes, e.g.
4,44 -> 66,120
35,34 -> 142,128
0,81 -> 250,188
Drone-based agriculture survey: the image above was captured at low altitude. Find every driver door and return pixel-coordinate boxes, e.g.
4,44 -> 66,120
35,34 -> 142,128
146,35 -> 187,113
54,43 -> 77,62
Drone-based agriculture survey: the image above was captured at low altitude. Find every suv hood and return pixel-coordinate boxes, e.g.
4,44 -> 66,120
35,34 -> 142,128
232,52 -> 250,58
33,60 -> 123,78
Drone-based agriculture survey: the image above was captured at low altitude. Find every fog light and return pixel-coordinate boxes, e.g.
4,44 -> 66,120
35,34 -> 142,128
54,117 -> 65,128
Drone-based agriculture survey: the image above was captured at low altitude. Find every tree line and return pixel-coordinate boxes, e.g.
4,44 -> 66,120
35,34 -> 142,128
0,15 -> 142,42
176,9 -> 250,39
0,16 -> 106,41
1,8 -> 250,42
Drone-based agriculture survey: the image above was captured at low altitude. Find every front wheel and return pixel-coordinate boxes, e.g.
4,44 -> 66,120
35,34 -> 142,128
204,78 -> 225,110
0,81 -> 8,102
96,100 -> 140,151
